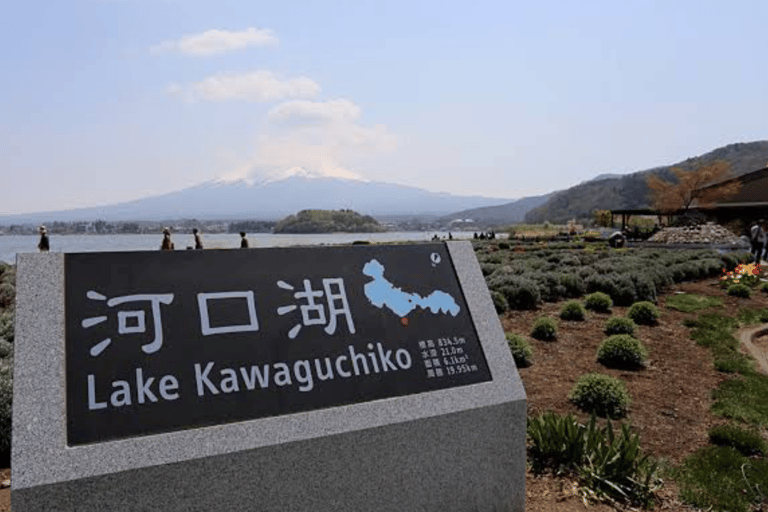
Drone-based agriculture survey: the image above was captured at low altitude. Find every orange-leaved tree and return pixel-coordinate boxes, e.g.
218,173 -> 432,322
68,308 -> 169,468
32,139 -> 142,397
645,160 -> 741,214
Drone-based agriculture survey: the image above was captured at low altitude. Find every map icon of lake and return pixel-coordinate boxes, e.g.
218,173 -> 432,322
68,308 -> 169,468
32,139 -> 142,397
362,259 -> 460,318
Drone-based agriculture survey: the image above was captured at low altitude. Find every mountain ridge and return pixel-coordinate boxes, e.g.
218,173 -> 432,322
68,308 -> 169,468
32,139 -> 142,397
0,171 -> 515,224
523,141 -> 768,224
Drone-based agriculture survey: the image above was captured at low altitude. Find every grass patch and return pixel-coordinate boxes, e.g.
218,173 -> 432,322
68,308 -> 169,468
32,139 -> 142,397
736,306 -> 768,326
708,424 -> 767,456
665,293 -> 722,313
673,445 -> 768,512
686,312 -> 754,374
711,372 -> 768,425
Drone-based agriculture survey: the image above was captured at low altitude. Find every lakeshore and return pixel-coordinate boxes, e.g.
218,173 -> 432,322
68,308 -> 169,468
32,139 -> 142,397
0,231 -> 480,264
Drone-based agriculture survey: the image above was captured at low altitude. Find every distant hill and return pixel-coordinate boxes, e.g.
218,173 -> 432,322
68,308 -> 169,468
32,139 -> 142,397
274,209 -> 384,234
524,141 -> 768,224
439,192 -> 554,226
0,168 -> 514,224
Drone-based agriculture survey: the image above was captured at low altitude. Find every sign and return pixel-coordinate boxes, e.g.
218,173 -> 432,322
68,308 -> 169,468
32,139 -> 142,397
65,243 -> 492,446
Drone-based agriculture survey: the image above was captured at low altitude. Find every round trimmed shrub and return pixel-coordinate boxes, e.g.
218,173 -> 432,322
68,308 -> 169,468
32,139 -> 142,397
480,263 -> 499,277
490,291 -> 508,314
584,291 -> 612,313
760,282 -> 768,294
726,283 -> 751,298
604,316 -> 636,336
558,273 -> 585,297
559,300 -> 586,321
568,373 -> 631,419
531,316 -> 557,341
0,283 -> 14,309
0,340 -> 11,359
721,253 -> 739,271
0,267 -> 14,286
627,301 -> 660,325
492,276 -> 541,310
0,312 -> 13,343
597,334 -> 648,370
535,272 -> 567,302
0,366 -> 11,464
505,333 -> 533,368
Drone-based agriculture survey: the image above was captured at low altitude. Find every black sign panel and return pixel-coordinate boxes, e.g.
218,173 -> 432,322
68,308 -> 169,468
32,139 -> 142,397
65,243 -> 492,445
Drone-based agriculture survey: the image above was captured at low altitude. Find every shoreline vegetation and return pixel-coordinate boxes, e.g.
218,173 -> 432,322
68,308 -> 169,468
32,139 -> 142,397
273,209 -> 385,234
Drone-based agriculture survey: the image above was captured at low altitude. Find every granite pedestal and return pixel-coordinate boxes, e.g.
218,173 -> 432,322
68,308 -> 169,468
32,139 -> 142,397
12,242 -> 526,511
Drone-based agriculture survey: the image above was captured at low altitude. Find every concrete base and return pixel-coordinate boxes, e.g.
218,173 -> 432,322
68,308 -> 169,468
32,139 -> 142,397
13,400 -> 524,512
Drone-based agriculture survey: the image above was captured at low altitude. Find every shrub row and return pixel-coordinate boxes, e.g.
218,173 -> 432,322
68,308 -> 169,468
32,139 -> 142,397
481,246 -> 753,311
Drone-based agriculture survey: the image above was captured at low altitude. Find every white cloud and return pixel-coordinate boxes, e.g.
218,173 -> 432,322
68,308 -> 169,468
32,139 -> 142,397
218,99 -> 397,183
168,71 -> 320,103
267,99 -> 361,124
151,27 -> 278,56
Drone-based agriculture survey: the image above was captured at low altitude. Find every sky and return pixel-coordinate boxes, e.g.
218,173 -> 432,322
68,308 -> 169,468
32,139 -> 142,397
2,0 -> 768,215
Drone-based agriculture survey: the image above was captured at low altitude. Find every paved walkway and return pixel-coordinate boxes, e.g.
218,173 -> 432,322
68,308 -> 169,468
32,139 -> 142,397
737,324 -> 768,375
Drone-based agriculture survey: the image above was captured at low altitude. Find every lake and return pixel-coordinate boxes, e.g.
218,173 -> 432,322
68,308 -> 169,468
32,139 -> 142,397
0,231 -> 484,264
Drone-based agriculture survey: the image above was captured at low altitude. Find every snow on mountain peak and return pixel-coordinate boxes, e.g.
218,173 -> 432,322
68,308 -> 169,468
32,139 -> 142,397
214,166 -> 368,187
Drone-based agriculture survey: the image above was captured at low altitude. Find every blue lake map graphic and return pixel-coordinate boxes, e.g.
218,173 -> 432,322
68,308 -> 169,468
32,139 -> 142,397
362,259 -> 460,317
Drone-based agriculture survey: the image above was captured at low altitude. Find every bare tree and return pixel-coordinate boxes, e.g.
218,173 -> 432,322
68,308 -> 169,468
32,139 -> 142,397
646,160 -> 741,214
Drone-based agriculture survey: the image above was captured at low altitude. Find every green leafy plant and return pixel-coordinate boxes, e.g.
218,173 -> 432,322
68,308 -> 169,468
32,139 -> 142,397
0,283 -> 14,309
527,412 -> 661,508
0,362 -> 11,465
0,311 -> 13,343
597,334 -> 648,370
708,424 -> 767,456
531,316 -> 557,341
627,301 -> 659,326
603,316 -> 636,336
568,373 -> 631,419
727,283 -> 751,298
490,291 -> 507,314
584,292 -> 612,313
559,300 -> 586,321
505,333 -> 533,368
489,275 -> 540,310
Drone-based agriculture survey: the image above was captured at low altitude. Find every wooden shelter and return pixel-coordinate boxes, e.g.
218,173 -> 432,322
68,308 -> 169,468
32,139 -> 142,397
609,167 -> 768,234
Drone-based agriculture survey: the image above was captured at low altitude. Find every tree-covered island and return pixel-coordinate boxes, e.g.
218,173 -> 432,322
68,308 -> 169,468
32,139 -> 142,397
273,209 -> 385,234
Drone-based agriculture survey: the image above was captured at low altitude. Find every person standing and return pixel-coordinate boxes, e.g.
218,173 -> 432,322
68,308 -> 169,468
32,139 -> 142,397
751,219 -> 765,263
239,231 -> 249,248
760,220 -> 768,264
161,228 -> 174,251
193,228 -> 203,250
37,225 -> 49,252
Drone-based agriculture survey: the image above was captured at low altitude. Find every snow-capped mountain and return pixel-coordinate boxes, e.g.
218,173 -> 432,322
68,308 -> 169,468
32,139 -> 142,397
0,170 -> 514,223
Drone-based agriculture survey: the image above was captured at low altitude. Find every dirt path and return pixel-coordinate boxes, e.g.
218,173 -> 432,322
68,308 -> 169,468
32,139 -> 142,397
738,324 -> 768,375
